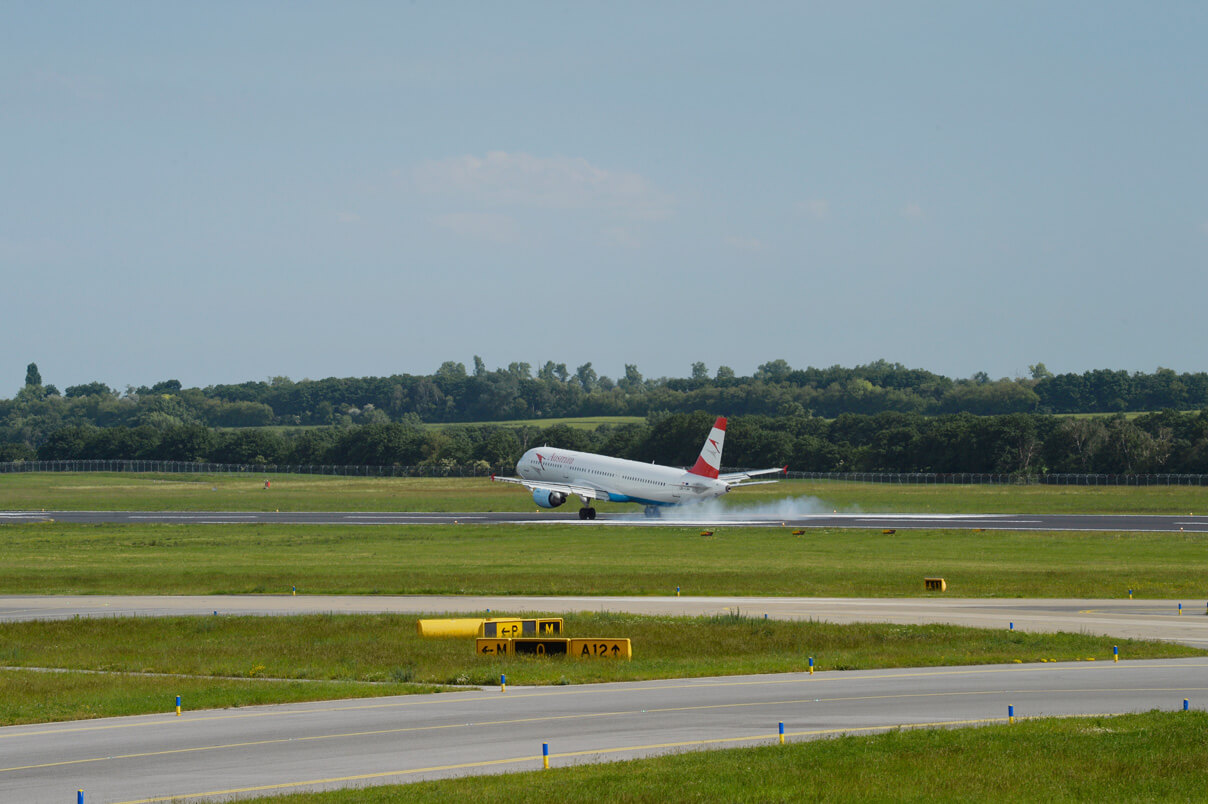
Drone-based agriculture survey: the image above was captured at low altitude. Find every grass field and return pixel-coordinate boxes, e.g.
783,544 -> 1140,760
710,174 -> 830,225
0,613 -> 1195,726
237,710 -> 1208,803
3,471 -> 1208,513
428,415 -> 646,430
0,670 -> 438,726
2,521 -> 1205,598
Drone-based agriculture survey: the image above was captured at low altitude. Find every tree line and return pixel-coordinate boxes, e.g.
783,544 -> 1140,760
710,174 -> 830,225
5,360 -> 1208,445
11,409 -> 1208,477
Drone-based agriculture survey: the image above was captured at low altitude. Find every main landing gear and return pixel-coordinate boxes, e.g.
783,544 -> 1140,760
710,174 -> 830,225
643,506 -> 661,518
578,506 -> 597,520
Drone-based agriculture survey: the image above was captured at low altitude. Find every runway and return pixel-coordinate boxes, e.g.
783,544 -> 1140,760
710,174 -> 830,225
5,509 -> 1208,531
3,659 -> 1205,803
4,594 -> 1208,646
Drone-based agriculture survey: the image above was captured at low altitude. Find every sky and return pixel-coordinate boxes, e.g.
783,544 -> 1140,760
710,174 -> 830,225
3,2 -> 1206,396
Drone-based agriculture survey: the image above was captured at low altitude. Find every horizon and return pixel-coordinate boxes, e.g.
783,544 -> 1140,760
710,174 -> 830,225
8,355 -> 1202,399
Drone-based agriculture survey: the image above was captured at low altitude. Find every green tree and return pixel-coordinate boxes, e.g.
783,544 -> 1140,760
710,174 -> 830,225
158,423 -> 216,462
479,428 -> 521,469
212,430 -> 287,464
618,364 -> 644,391
25,363 -> 41,387
538,423 -> 593,452
0,442 -> 36,461
65,382 -> 114,398
755,359 -> 792,383
575,363 -> 597,392
37,425 -> 91,459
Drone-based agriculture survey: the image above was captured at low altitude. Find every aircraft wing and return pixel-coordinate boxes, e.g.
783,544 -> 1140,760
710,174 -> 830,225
719,466 -> 788,488
491,475 -> 611,502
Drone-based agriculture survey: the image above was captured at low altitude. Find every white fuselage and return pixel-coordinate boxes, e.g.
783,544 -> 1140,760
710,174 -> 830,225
516,447 -> 728,506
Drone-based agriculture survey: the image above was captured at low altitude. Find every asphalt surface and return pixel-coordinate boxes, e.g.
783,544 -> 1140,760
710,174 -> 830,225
5,509 -> 1208,531
4,594 -> 1208,646
3,659 -> 1206,803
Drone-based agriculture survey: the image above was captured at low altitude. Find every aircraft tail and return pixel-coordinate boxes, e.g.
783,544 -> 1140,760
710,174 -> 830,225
688,416 -> 726,479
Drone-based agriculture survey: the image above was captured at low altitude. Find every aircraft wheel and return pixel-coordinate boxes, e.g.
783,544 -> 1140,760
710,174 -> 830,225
578,508 -> 589,520
586,507 -> 597,520
644,506 -> 660,518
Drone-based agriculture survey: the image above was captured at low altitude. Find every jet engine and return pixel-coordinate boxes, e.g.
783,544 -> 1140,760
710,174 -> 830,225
532,488 -> 567,508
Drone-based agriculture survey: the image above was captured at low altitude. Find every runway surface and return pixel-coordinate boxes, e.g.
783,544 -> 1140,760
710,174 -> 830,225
4,594 -> 1208,646
5,509 -> 1208,531
3,659 -> 1206,803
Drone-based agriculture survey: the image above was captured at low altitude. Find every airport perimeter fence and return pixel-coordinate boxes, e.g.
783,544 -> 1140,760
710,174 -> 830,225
786,471 -> 1208,486
0,460 -> 494,478
3,460 -> 1208,486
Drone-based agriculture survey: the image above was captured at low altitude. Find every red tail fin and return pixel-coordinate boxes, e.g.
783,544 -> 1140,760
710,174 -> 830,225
688,417 -> 727,479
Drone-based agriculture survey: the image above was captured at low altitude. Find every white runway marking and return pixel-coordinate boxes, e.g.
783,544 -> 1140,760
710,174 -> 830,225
126,515 -> 258,520
341,515 -> 489,520
508,519 -> 777,526
850,514 -> 1040,521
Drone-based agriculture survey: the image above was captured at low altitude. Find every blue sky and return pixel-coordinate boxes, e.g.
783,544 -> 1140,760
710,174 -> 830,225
3,2 -> 1206,395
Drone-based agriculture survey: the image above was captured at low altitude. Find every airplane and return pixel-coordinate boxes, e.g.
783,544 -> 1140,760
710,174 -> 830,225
492,416 -> 787,519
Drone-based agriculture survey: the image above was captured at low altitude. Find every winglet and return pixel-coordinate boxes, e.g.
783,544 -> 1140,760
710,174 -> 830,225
688,416 -> 727,479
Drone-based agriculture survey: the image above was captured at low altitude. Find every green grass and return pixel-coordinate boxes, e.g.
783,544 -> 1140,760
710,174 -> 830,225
237,710 -> 1208,803
0,670 -> 439,726
3,471 -> 1208,514
2,522 -> 1205,598
214,416 -> 645,433
1061,410 -> 1200,420
0,613 -> 1196,726
428,415 -> 646,430
790,479 -> 1208,515
0,473 -> 518,512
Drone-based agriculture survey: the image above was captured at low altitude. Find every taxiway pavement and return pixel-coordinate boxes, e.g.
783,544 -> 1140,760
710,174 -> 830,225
3,594 -> 1207,646
3,659 -> 1206,803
